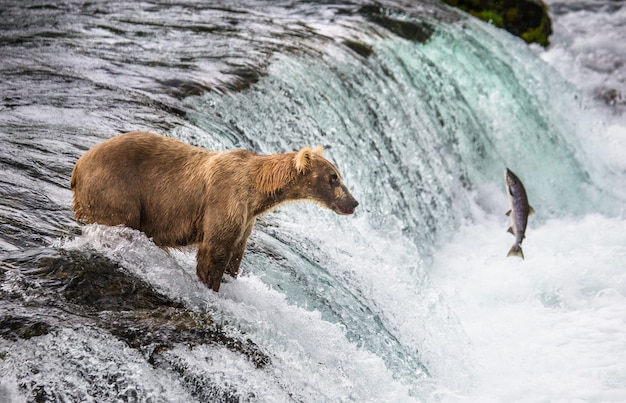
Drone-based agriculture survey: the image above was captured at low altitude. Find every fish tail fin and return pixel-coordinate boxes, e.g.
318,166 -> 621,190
507,244 -> 524,259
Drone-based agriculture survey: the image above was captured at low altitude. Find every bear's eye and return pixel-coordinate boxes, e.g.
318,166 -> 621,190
329,173 -> 339,186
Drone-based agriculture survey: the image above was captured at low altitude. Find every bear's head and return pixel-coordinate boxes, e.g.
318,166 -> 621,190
257,146 -> 359,215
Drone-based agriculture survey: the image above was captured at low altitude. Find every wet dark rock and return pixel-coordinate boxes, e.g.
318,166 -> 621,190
595,87 -> 625,109
153,352 -> 252,403
359,5 -> 434,43
159,69 -> 261,98
343,39 -> 375,57
36,250 -> 180,311
160,78 -> 213,99
0,315 -> 51,341
225,68 -> 262,92
104,308 -> 270,368
2,248 -> 270,369
442,0 -> 553,46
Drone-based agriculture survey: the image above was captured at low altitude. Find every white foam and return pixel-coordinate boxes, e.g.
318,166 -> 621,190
62,222 -> 417,400
430,213 -> 626,401
542,0 -> 626,107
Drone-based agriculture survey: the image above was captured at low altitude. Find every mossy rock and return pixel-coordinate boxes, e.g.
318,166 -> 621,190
442,0 -> 553,46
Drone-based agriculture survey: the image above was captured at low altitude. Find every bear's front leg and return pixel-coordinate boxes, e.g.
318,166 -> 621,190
225,221 -> 255,278
196,243 -> 232,292
197,208 -> 251,292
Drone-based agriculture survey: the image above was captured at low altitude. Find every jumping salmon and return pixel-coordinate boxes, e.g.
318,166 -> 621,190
505,168 -> 534,259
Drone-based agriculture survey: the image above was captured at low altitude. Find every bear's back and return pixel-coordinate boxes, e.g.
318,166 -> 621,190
71,132 -> 218,246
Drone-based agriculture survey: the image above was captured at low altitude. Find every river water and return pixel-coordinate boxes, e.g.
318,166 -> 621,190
1,0 -> 625,402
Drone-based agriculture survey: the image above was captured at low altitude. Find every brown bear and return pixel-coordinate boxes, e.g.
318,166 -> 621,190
70,131 -> 359,292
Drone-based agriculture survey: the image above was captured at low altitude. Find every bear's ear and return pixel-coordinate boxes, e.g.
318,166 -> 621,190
294,146 -> 313,174
257,147 -> 318,195
312,145 -> 324,156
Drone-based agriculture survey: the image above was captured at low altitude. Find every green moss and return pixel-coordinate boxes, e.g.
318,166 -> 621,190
505,7 -> 519,22
442,0 -> 552,47
521,21 -> 550,47
473,10 -> 504,28
520,3 -> 551,46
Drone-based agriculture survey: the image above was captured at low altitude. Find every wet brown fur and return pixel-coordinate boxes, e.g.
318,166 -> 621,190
70,132 -> 358,292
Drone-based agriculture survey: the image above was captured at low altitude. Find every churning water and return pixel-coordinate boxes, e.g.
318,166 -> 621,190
1,0 -> 625,401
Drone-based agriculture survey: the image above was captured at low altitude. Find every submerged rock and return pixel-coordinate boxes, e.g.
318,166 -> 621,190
343,39 -> 375,57
1,245 -> 276,401
103,308 -> 270,368
359,5 -> 435,43
442,0 -> 553,46
1,248 -> 270,367
0,314 -> 51,341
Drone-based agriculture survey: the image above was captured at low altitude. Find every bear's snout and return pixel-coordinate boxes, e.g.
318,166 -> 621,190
331,188 -> 359,215
332,199 -> 358,215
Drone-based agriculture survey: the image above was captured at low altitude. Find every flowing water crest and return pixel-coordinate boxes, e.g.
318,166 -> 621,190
1,0 -> 625,401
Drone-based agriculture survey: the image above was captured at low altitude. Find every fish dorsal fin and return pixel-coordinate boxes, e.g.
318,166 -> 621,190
529,206 -> 536,215
506,210 -> 511,216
